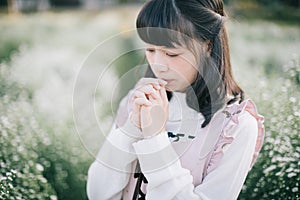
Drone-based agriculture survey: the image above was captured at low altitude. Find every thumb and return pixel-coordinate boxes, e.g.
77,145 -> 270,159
141,106 -> 152,129
130,101 -> 141,128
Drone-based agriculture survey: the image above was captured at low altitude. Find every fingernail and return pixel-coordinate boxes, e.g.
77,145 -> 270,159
153,83 -> 160,88
159,79 -> 167,85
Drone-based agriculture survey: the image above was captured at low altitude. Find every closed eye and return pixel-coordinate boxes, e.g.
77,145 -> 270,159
146,48 -> 181,57
166,53 -> 179,57
165,49 -> 182,57
146,48 -> 155,53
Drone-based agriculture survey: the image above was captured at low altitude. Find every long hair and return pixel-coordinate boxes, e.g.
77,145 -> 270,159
136,0 -> 244,127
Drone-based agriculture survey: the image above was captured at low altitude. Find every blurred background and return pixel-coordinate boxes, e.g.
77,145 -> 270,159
0,0 -> 299,199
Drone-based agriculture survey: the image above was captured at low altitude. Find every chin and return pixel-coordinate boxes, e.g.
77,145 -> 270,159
165,85 -> 175,92
166,87 -> 186,93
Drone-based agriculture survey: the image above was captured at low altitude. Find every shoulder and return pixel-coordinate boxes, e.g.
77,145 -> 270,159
222,99 -> 264,138
224,99 -> 264,129
223,99 -> 265,167
205,99 -> 265,174
233,111 -> 258,139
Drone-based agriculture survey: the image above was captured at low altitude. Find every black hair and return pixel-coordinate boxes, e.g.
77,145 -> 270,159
136,0 -> 244,127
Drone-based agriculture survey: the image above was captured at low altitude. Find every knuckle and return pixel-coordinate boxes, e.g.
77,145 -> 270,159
133,90 -> 142,97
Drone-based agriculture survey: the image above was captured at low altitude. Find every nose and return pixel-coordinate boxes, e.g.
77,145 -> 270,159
153,52 -> 168,72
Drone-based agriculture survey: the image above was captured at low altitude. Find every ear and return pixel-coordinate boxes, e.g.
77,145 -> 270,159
206,40 -> 212,56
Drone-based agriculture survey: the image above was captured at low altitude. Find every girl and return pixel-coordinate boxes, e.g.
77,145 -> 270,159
87,0 -> 265,199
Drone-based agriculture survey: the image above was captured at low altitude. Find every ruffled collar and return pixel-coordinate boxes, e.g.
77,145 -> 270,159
168,92 -> 236,122
168,91 -> 204,122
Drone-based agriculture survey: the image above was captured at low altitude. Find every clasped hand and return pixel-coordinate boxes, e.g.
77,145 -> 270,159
130,78 -> 169,138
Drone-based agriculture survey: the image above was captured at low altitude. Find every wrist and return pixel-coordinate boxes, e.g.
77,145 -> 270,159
129,112 -> 141,131
142,129 -> 167,140
120,115 -> 143,140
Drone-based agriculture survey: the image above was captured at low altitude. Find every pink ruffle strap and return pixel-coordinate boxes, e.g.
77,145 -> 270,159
206,99 -> 265,174
244,100 -> 265,168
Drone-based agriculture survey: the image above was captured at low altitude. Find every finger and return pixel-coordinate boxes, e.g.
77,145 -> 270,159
132,91 -> 150,108
142,80 -> 161,90
131,99 -> 140,115
157,79 -> 168,86
131,94 -> 141,111
148,88 -> 161,100
159,86 -> 168,105
136,85 -> 157,96
136,82 -> 161,92
137,78 -> 167,87
134,86 -> 160,103
149,90 -> 162,104
132,88 -> 153,103
130,102 -> 141,128
140,105 -> 152,129
133,90 -> 147,99
152,83 -> 161,90
134,97 -> 152,106
148,93 -> 158,104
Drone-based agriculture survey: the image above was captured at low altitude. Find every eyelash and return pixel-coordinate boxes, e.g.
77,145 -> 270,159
167,53 -> 179,57
146,49 -> 179,57
146,49 -> 155,53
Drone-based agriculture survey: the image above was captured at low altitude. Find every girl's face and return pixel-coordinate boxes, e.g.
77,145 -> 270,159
145,43 -> 198,92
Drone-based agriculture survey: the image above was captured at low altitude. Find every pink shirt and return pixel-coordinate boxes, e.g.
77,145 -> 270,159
87,91 -> 264,200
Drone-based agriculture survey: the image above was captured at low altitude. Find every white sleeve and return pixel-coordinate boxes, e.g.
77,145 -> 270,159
132,111 -> 258,200
182,111 -> 258,199
86,117 -> 142,200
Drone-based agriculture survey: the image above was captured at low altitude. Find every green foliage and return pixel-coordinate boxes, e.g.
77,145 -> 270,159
34,120 -> 91,200
0,29 -> 31,63
0,10 -> 124,200
257,0 -> 300,7
0,65 -> 57,199
226,0 -> 300,25
225,0 -> 300,7
239,58 -> 300,199
0,62 -> 91,199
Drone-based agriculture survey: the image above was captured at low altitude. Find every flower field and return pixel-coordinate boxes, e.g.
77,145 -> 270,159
0,6 -> 299,199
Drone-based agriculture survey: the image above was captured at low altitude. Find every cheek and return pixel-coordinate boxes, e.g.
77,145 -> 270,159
145,54 -> 156,73
174,60 -> 198,83
145,54 -> 153,64
145,54 -> 157,68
